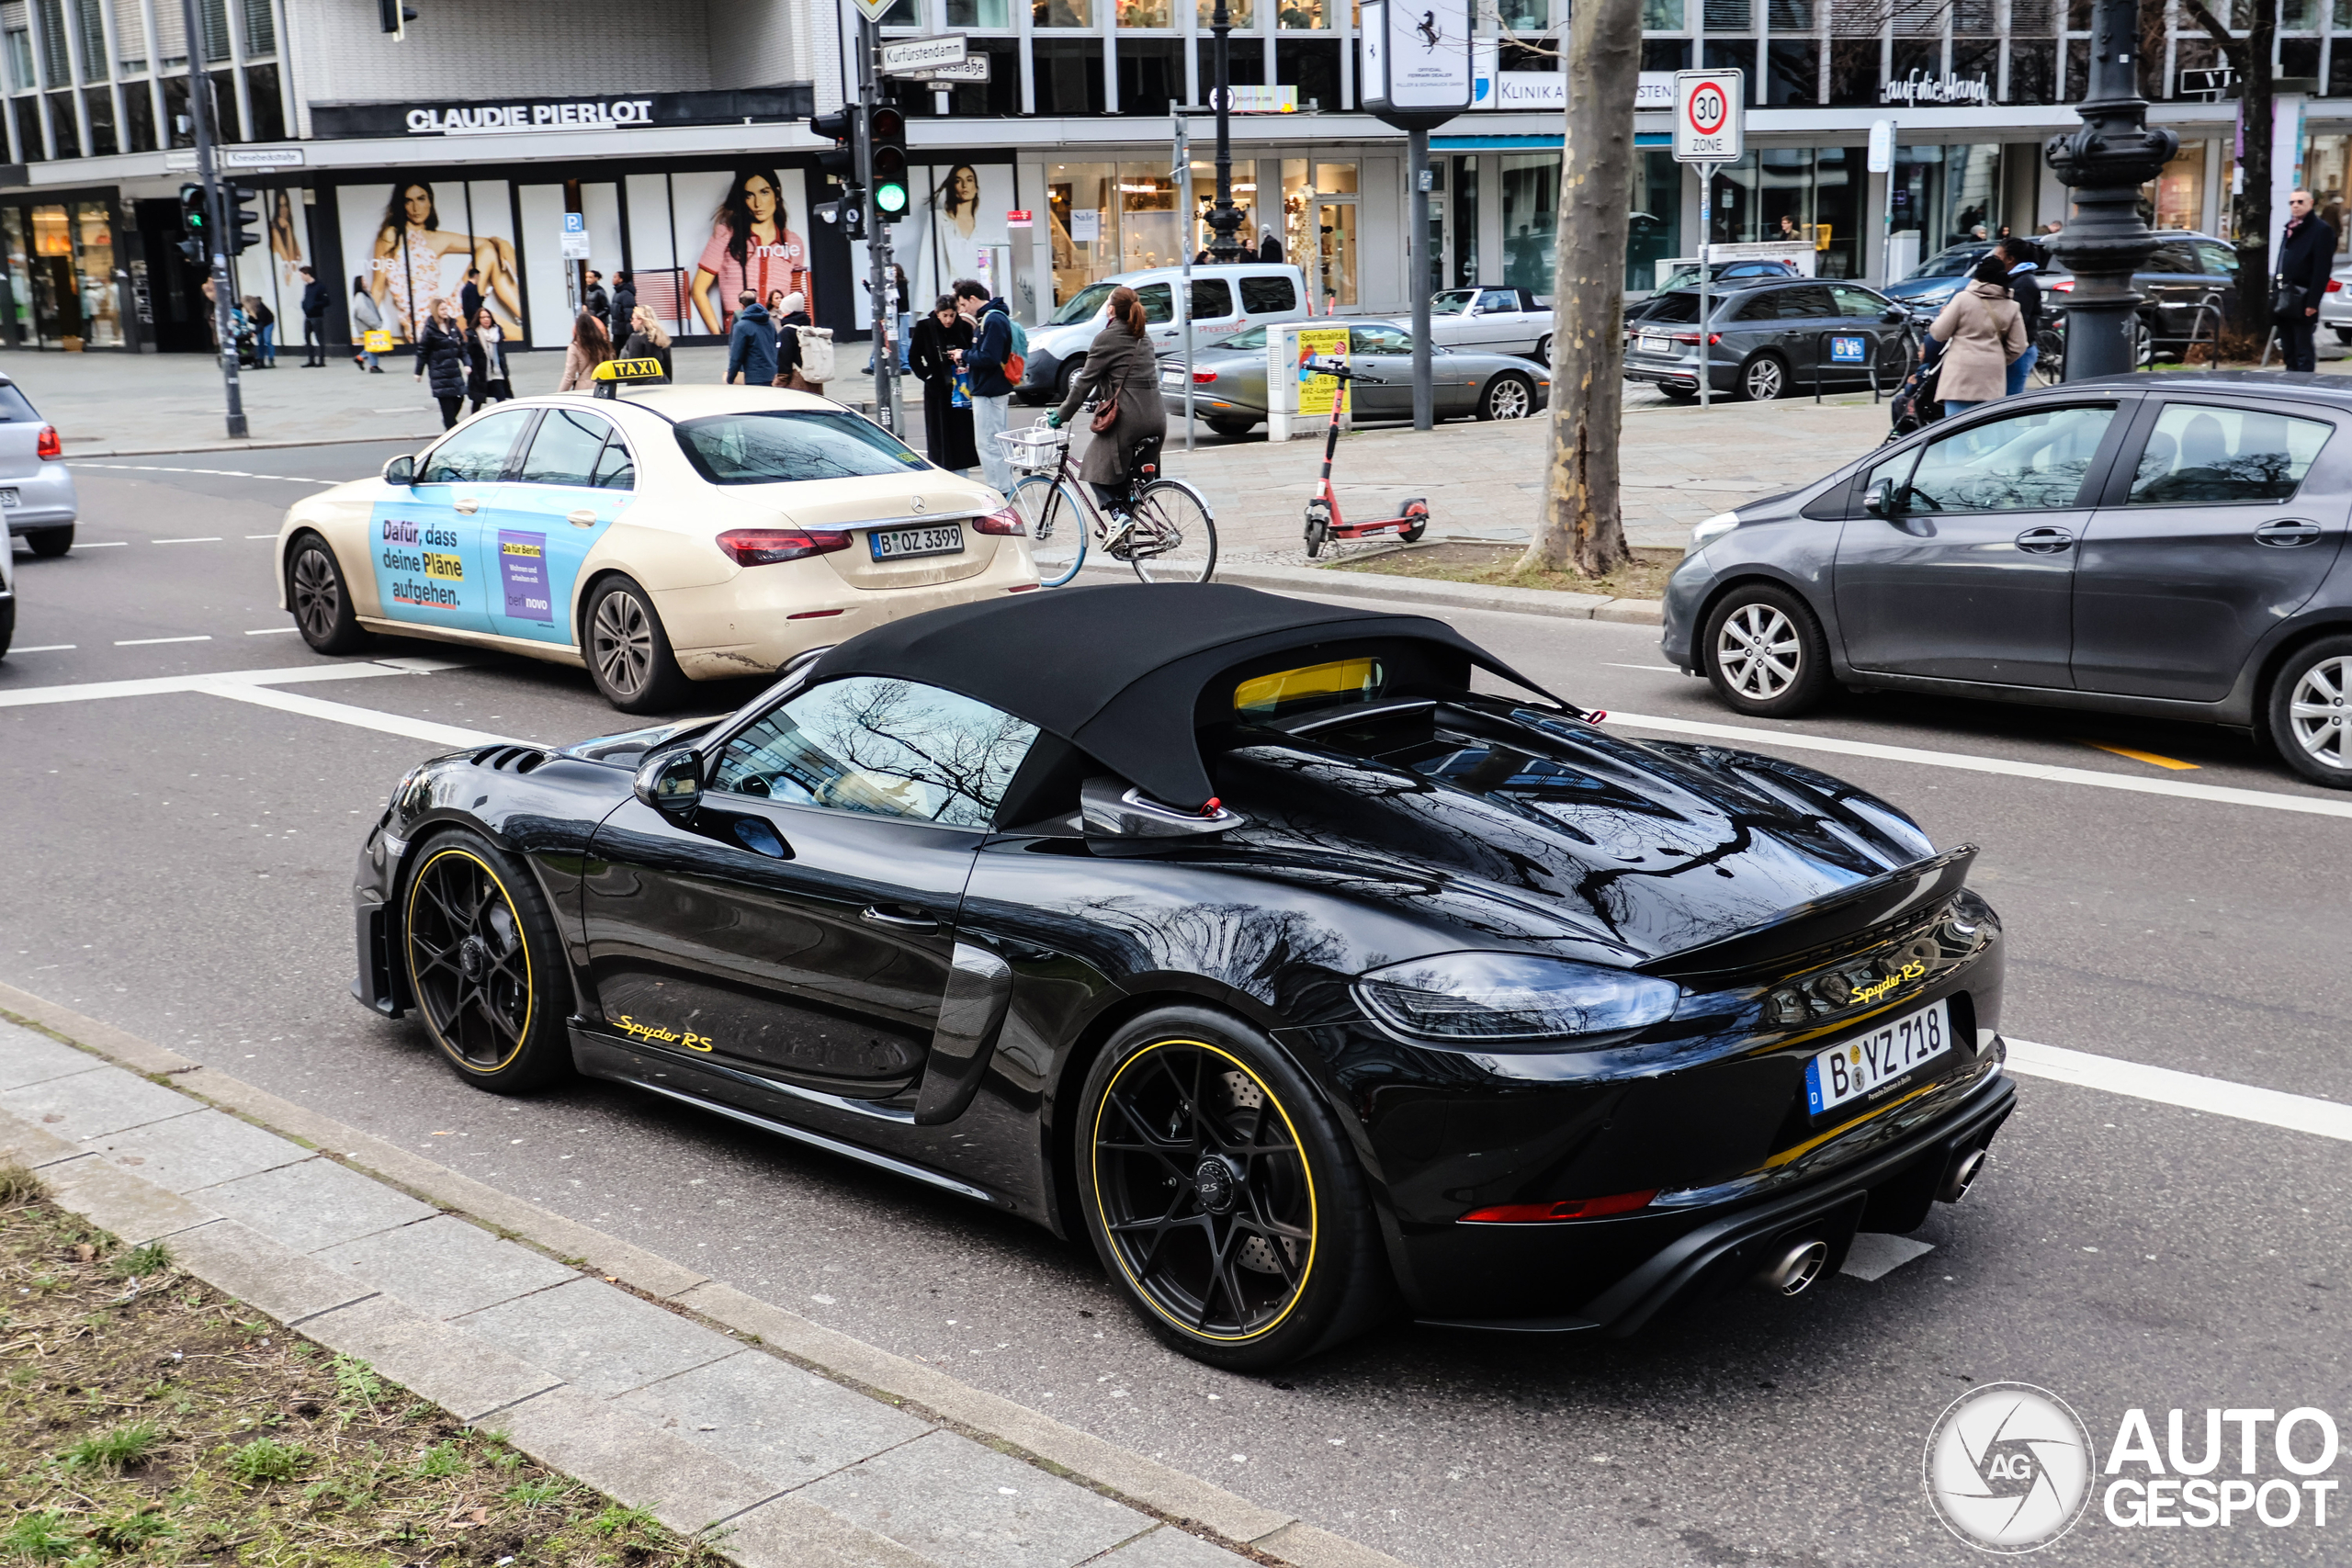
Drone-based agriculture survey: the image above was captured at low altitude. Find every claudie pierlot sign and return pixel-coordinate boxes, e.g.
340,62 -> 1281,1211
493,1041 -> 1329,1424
309,88 -> 807,140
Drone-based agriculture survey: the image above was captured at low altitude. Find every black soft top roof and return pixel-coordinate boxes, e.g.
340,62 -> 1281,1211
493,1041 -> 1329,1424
807,582 -> 1562,809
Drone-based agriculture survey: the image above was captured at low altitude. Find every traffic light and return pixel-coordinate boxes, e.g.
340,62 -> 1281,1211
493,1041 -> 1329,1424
176,183 -> 208,265
817,184 -> 866,243
809,106 -> 857,180
868,106 -> 908,223
226,185 -> 262,255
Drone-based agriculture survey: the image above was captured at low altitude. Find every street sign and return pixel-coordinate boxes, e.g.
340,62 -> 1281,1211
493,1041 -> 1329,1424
1006,209 -> 1033,226
850,0 -> 900,21
910,53 -> 990,83
1868,118 -> 1895,174
881,34 -> 968,74
1360,0 -> 1471,128
560,210 -> 590,260
1673,70 -> 1744,163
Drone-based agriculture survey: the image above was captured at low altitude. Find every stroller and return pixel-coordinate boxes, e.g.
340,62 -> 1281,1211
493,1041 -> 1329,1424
1885,328 -> 1943,443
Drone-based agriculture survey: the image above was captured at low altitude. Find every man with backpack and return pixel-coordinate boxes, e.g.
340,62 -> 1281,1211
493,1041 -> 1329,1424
956,278 -> 1023,491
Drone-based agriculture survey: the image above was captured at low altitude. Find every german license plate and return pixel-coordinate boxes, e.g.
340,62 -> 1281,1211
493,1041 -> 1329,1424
1805,998 -> 1952,1116
1160,369 -> 1184,386
868,523 -> 965,561
1639,333 -> 1671,355
0,489 -> 18,507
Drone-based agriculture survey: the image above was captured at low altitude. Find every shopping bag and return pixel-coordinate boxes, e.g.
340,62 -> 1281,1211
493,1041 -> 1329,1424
363,329 -> 393,355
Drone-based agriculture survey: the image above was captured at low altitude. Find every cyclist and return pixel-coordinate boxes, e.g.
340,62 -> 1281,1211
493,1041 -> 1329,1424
1046,284 -> 1167,540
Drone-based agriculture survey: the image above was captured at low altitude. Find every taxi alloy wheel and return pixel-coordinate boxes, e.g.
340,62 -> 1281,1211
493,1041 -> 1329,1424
288,532 -> 371,655
1080,1007 -> 1391,1370
1704,583 -> 1830,718
583,574 -> 687,714
2272,636 -> 2352,788
401,829 -> 571,1091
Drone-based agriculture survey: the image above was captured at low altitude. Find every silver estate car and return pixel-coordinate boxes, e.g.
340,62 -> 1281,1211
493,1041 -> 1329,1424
1159,321 -> 1550,437
0,374 -> 76,556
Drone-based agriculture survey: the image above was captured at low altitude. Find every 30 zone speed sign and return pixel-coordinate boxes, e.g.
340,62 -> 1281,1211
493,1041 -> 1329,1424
1673,70 -> 1744,162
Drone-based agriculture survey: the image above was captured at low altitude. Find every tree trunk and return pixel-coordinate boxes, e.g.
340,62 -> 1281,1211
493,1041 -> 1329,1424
1518,0 -> 1642,579
2187,0 -> 2275,335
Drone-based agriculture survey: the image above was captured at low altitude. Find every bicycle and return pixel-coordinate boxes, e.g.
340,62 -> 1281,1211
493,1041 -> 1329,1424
998,416 -> 1217,588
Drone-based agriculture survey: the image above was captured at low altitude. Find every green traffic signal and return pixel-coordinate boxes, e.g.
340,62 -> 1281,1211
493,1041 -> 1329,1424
876,182 -> 909,215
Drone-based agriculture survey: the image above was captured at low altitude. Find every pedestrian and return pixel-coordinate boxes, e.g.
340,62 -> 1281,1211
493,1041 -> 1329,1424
560,310 -> 615,392
458,266 -> 484,328
910,292 -> 978,473
1997,236 -> 2044,396
582,270 -> 612,339
863,265 -> 913,373
2041,220 -> 2064,235
1258,225 -> 1283,263
465,306 -> 514,412
299,265 -> 328,367
2275,187 -> 2335,373
351,274 -> 384,372
957,278 -> 1017,491
773,289 -> 815,391
610,272 -> 637,343
412,297 -> 470,428
1046,284 -> 1167,521
620,304 -> 673,382
245,295 -> 276,367
1927,254 -> 2027,418
725,290 -> 778,386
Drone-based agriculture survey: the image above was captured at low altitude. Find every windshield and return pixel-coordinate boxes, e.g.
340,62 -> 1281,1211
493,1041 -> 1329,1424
1913,246 -> 1990,279
674,410 -> 929,484
1050,282 -> 1118,326
1637,293 -> 1702,324
1222,324 -> 1269,351
1430,288 -> 1476,312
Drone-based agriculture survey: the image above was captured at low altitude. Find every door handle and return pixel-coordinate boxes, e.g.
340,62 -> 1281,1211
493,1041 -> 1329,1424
452,498 -> 480,514
2014,525 -> 2075,554
567,509 -> 597,527
2254,519 -> 2324,547
862,904 -> 940,932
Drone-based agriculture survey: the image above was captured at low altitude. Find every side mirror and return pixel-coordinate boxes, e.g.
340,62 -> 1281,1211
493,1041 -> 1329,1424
1080,776 -> 1245,838
1862,477 -> 1900,518
1883,307 -> 1907,324
383,454 -> 415,486
633,748 -> 703,818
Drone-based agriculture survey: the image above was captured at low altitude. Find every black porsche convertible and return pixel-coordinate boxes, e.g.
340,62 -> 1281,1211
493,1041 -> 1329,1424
353,584 -> 2015,1369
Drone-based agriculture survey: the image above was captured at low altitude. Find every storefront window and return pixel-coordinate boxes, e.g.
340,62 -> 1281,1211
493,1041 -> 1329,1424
28,204 -> 78,344
73,199 -> 117,347
2307,137 -> 2350,250
1274,0 -> 1324,26
1035,0 -> 1092,24
1190,158 -> 1261,255
1047,162 -> 1114,306
1117,163 -> 1182,270
1629,148 -> 1679,289
946,0 -> 1013,22
1316,201 -> 1356,306
1889,143 -> 2002,253
0,209 -> 31,345
1702,148 -> 1860,279
1119,0 -> 1172,23
1499,152 -> 1556,293
1451,155 -> 1478,287
2148,139 -> 2206,232
1198,0 -> 1255,24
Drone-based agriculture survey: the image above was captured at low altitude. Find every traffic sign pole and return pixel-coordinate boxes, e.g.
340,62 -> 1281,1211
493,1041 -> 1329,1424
1672,70 -> 1743,412
181,0 -> 244,438
1698,164 -> 1713,408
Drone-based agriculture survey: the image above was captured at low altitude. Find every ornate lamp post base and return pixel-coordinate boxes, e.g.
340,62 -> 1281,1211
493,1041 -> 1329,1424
2044,0 -> 2177,381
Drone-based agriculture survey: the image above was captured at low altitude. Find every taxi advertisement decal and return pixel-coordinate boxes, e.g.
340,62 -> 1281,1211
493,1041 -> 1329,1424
498,529 -> 553,623
371,505 -> 484,621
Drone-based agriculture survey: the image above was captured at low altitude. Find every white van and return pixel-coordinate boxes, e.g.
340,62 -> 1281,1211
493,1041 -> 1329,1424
1015,263 -> 1309,403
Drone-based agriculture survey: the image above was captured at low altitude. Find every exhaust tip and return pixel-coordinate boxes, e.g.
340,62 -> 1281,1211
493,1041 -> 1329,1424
1938,1147 -> 1988,1205
1756,1237 -> 1830,1297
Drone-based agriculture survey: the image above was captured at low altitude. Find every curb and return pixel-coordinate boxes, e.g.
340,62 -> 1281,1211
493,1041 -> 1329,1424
1211,558 -> 1665,624
0,980 -> 1418,1568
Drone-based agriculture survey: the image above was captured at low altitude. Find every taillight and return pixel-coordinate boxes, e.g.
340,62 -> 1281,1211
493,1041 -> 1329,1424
2330,279 -> 2344,293
36,423 -> 59,459
715,526 -> 851,565
1672,332 -> 1701,344
971,506 -> 1025,536
1459,1190 -> 1657,1224
1193,368 -> 1217,383
2050,278 -> 2075,293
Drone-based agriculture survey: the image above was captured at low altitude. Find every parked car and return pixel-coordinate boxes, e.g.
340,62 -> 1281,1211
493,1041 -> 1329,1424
1427,285 -> 1552,363
0,373 -> 76,558
1016,264 -> 1308,404
2317,262 -> 2352,343
1623,278 -> 1913,401
1885,233 -> 2242,364
1663,370 -> 2352,788
1159,320 -> 1550,436
1649,258 -> 1803,294
273,388 -> 1038,713
0,510 -> 15,659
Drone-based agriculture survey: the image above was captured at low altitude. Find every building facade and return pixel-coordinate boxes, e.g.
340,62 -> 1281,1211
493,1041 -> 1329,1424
0,0 -> 2346,355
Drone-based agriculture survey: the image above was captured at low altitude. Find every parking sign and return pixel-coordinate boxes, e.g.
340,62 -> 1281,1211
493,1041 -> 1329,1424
1673,71 -> 1744,162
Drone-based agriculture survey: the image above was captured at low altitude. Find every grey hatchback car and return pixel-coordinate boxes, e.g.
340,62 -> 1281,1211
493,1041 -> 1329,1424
1661,371 -> 2352,787
1624,278 -> 1914,402
0,373 -> 75,556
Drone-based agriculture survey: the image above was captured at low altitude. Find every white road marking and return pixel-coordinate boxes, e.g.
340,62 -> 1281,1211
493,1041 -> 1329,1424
2006,1038 -> 2352,1144
246,533 -> 277,539
153,536 -> 222,545
76,540 -> 125,547
10,644 -> 74,651
1602,662 -> 1682,672
243,627 -> 298,636
73,463 -> 337,486
113,635 -> 210,646
198,682 -> 514,748
1602,710 -> 2352,822
1840,1233 -> 1935,1281
0,656 -> 465,708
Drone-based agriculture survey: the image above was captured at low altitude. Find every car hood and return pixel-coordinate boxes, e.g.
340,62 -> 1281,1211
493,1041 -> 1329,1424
1211,705 -> 1940,968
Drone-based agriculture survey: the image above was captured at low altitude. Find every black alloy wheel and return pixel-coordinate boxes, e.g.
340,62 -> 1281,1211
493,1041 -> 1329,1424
25,525 -> 72,558
1703,581 -> 1832,717
401,830 -> 570,1090
1080,1007 -> 1390,1370
583,573 -> 688,713
1741,353 -> 1791,401
288,532 -> 373,655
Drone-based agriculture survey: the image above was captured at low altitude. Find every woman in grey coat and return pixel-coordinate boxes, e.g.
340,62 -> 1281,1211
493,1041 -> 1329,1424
1048,286 -> 1168,511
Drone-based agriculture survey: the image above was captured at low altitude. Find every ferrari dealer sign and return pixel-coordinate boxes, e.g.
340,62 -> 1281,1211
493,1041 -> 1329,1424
1673,70 -> 1744,163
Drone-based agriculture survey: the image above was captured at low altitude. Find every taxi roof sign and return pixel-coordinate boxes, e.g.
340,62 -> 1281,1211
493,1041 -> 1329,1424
591,356 -> 668,398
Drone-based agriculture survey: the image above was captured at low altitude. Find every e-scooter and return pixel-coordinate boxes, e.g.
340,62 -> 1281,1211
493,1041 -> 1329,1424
1298,357 -> 1430,558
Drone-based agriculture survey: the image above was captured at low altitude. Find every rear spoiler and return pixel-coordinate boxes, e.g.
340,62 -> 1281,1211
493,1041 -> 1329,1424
1634,845 -> 1977,986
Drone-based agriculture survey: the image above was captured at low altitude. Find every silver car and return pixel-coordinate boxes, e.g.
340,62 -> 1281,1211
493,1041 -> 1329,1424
1426,286 -> 1553,363
0,501 -> 14,659
1158,320 -> 1550,436
0,374 -> 76,556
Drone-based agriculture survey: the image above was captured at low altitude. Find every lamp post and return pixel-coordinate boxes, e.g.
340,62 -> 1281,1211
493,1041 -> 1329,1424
1204,0 -> 1247,263
2044,0 -> 2176,380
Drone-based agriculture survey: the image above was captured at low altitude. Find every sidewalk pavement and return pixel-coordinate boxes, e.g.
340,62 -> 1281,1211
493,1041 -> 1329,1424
0,988 -> 1407,1568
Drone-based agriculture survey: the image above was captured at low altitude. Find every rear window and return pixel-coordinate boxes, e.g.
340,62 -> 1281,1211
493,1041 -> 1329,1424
674,410 -> 927,484
1240,275 -> 1296,314
1234,657 -> 1385,719
0,383 -> 37,421
1640,292 -> 1702,324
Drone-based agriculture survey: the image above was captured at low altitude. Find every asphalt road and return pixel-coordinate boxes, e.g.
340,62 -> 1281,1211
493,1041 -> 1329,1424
5,443 -> 2349,1567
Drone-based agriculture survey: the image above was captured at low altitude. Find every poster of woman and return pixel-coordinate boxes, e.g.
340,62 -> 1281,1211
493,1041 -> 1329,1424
689,168 -> 812,335
357,181 -> 522,342
266,189 -> 307,320
909,164 -> 1012,304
